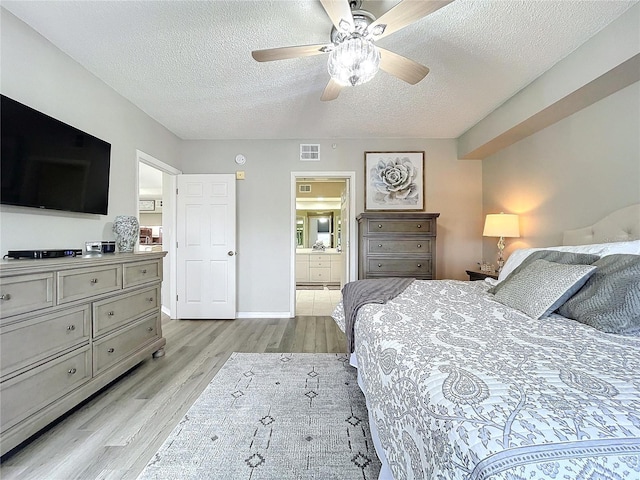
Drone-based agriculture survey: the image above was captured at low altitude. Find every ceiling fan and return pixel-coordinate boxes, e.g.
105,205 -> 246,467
251,0 -> 454,101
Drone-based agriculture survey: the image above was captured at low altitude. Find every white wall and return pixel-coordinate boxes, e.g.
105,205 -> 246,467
180,139 -> 482,316
0,10 -> 182,253
482,81 -> 640,259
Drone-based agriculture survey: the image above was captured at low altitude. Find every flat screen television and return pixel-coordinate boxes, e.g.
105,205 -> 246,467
1,94 -> 111,215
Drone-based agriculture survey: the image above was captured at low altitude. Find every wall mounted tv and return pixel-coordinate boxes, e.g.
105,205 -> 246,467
1,94 -> 111,215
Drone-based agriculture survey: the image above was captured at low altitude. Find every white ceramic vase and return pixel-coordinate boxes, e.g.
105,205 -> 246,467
113,215 -> 139,253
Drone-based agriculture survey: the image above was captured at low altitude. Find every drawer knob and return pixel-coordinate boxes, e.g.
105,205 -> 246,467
141,269 -> 147,274
417,224 -> 422,228
378,244 -> 383,248
68,368 -> 77,375
417,244 -> 422,248
147,297 -> 154,302
147,327 -> 154,332
378,263 -> 382,268
67,325 -> 76,331
417,264 -> 422,268
0,293 -> 11,301
377,224 -> 382,228
90,278 -> 99,284
107,347 -> 115,353
107,311 -> 115,317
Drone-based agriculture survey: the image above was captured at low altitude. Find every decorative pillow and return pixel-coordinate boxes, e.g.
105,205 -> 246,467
493,259 -> 596,320
490,250 -> 599,295
558,254 -> 640,334
497,240 -> 640,282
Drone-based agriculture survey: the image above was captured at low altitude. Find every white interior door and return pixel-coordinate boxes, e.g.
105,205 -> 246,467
176,174 -> 236,319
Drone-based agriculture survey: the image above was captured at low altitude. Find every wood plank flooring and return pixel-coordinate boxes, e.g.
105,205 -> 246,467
0,316 -> 347,480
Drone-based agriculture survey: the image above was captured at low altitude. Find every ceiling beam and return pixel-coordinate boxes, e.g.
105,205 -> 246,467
460,54 -> 640,160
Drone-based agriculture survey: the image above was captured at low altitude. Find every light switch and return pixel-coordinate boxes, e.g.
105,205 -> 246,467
236,171 -> 245,180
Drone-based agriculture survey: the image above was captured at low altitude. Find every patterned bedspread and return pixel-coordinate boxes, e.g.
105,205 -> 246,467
332,279 -> 640,480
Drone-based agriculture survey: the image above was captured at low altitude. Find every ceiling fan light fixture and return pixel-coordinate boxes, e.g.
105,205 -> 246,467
327,34 -> 380,87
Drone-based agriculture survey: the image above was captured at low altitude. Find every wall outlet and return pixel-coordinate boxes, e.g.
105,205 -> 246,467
236,171 -> 245,180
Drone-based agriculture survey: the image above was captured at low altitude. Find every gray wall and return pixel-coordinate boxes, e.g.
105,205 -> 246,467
0,10 -> 182,253
482,81 -> 640,260
180,139 -> 482,315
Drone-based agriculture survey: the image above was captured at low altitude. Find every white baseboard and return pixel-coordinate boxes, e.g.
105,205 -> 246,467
236,311 -> 293,319
161,305 -> 171,317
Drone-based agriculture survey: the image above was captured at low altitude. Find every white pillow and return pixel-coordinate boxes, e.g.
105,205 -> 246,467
497,240 -> 640,283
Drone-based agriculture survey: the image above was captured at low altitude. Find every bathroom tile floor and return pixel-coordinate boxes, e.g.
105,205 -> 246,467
296,286 -> 342,316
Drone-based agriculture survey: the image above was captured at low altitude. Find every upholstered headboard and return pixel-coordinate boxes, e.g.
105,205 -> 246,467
563,204 -> 640,245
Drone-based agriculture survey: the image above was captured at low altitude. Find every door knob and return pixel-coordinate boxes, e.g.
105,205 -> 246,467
228,251 -> 236,256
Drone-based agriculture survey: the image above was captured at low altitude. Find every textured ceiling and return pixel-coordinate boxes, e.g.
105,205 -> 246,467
2,0 -> 636,140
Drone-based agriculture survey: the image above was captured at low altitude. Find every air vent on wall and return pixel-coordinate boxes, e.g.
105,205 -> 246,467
299,184 -> 311,193
300,144 -> 320,161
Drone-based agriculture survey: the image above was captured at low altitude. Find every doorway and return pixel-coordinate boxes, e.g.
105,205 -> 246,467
290,171 -> 357,317
136,150 -> 181,318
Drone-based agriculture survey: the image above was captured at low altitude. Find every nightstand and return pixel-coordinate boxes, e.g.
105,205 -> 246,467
466,270 -> 499,281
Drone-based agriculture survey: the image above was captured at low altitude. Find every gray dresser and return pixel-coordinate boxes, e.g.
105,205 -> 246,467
0,252 -> 166,455
357,212 -> 439,280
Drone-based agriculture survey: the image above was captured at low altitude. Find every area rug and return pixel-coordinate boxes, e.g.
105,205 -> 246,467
137,353 -> 381,480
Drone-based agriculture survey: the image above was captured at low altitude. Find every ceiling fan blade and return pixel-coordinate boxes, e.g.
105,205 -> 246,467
320,0 -> 355,34
378,47 -> 429,85
367,0 -> 454,41
252,44 -> 332,62
321,78 -> 343,101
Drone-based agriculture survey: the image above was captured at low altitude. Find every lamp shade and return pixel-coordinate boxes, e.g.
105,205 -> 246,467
483,213 -> 520,238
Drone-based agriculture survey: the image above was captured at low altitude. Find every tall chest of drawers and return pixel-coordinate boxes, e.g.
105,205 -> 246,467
0,252 -> 166,455
357,212 -> 439,280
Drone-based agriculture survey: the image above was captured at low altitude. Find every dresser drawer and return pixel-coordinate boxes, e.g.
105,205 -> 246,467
367,258 -> 433,277
123,259 -> 162,288
1,306 -> 90,379
309,254 -> 330,262
364,218 -> 435,235
57,265 -> 122,304
367,238 -> 433,255
0,273 -> 54,319
309,267 -> 331,282
309,259 -> 330,268
93,314 -> 160,376
93,286 -> 160,338
1,346 -> 91,432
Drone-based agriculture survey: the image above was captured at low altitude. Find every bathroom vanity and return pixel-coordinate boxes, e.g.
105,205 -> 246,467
295,249 -> 343,285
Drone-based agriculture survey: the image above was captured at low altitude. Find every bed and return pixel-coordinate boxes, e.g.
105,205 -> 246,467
332,204 -> 640,480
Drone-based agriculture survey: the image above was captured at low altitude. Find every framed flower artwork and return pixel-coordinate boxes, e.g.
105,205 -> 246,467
364,151 -> 424,211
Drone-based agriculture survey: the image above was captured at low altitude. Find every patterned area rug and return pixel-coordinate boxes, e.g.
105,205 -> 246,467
137,353 -> 381,480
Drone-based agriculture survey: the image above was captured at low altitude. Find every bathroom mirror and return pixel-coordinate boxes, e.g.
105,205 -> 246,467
308,213 -> 333,248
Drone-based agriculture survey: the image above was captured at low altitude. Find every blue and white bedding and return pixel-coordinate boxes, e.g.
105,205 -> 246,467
332,279 -> 640,480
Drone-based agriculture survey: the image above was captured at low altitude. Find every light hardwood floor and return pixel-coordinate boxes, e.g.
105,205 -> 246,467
0,316 -> 347,480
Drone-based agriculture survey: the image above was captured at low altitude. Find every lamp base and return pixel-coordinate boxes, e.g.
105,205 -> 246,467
496,236 -> 506,272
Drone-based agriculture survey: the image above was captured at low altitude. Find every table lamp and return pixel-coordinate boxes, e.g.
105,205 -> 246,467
483,213 -> 520,272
